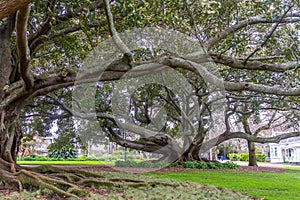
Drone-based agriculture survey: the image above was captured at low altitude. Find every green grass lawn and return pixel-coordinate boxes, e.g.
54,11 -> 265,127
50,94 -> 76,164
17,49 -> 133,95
17,160 -> 114,165
148,170 -> 300,200
0,171 -> 254,200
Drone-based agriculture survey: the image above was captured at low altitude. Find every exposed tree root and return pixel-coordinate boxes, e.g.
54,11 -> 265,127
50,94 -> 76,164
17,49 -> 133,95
0,164 -> 155,199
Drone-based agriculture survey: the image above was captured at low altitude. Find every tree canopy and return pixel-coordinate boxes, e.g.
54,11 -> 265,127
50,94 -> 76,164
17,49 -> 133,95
0,0 -> 299,197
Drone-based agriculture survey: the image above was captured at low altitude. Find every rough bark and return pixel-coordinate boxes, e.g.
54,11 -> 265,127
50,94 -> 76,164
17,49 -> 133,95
0,1 -> 299,195
0,0 -> 33,20
0,14 -> 15,91
0,112 -> 150,198
247,141 -> 258,167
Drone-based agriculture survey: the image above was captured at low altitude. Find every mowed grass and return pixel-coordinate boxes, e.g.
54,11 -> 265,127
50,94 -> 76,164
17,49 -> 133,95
148,170 -> 300,200
0,171 -> 254,200
17,160 -> 114,165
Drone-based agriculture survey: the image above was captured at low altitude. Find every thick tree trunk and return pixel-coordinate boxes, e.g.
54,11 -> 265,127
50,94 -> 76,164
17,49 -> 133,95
248,141 -> 258,167
0,109 -> 135,198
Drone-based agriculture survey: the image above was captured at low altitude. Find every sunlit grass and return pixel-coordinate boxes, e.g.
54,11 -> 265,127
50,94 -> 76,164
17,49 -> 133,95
148,170 -> 300,200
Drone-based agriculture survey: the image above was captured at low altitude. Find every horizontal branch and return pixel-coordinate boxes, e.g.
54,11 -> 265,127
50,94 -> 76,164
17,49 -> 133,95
20,113 -> 70,120
49,23 -> 103,40
31,20 -> 107,57
56,1 -> 103,22
3,55 -> 300,112
159,56 -> 300,96
206,16 -> 300,50
210,54 -> 299,72
107,127 -> 163,153
200,130 -> 300,153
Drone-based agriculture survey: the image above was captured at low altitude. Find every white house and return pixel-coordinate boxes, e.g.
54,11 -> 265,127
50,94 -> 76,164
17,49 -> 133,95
269,136 -> 300,164
33,136 -> 54,155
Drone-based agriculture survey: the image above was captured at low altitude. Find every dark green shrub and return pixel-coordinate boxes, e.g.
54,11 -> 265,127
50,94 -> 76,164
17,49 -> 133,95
167,162 -> 180,168
183,161 -> 239,169
221,161 -> 240,169
48,147 -> 78,159
207,162 -> 218,169
183,161 -> 201,168
29,154 -> 38,158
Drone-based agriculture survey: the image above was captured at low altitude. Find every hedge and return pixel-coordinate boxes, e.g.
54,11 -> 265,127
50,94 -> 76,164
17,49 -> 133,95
182,161 -> 239,169
229,153 -> 266,162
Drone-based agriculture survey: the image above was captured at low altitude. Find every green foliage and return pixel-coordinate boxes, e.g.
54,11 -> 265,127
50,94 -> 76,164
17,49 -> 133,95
76,154 -> 88,161
256,154 -> 266,162
239,153 -> 249,162
48,147 -> 78,159
229,153 -> 266,162
182,161 -> 239,169
229,153 -> 238,161
19,154 -> 49,161
115,160 -> 169,168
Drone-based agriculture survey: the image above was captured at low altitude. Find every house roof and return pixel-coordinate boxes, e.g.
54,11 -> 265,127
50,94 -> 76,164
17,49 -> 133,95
280,136 -> 300,144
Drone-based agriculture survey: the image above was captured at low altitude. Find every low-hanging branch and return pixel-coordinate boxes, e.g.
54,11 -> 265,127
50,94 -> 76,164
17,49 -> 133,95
200,130 -> 300,153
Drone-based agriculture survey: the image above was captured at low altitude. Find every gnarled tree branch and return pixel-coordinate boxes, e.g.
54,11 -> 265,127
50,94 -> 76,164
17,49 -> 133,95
16,5 -> 33,89
159,56 -> 300,96
200,130 -> 300,153
209,54 -> 300,72
205,16 -> 300,50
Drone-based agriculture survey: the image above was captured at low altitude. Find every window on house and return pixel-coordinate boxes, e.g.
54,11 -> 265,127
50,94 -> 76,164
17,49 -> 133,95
270,148 -> 274,157
288,149 -> 293,157
274,147 -> 278,157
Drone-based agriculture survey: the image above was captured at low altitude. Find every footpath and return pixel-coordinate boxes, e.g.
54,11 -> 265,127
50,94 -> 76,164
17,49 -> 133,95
232,161 -> 300,169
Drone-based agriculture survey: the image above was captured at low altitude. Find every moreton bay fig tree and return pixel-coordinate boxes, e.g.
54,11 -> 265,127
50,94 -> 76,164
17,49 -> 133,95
0,0 -> 299,197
